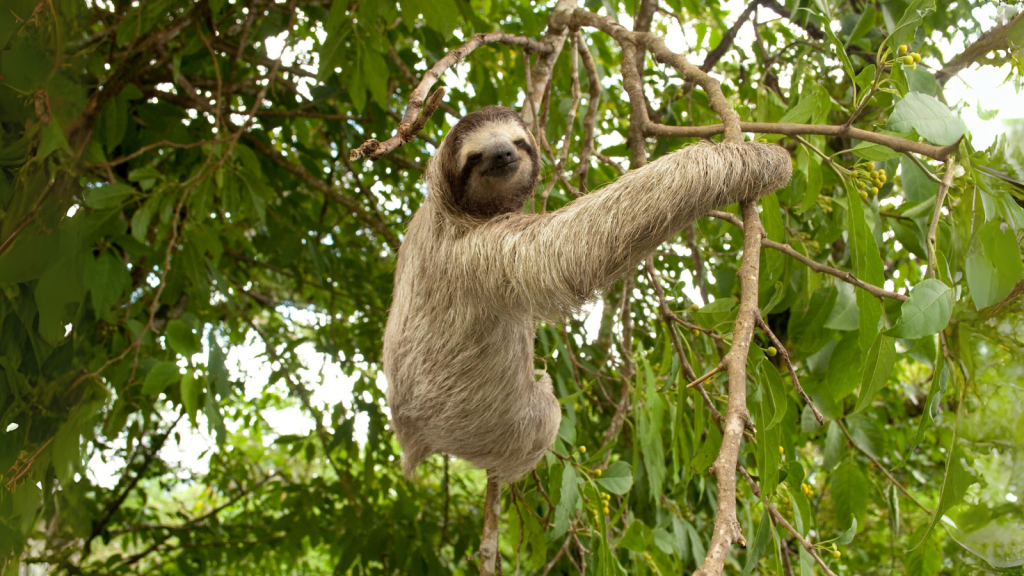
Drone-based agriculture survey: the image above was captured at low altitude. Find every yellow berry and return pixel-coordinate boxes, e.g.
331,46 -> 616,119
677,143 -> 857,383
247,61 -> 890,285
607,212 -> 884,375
860,191 -> 869,200
867,162 -> 875,171
782,498 -> 790,506
595,469 -> 602,477
603,506 -> 610,514
692,329 -> 701,337
766,346 -> 777,357
778,445 -> 785,455
879,169 -> 886,177
898,44 -> 909,55
579,445 -> 586,454
902,55 -> 915,65
832,550 -> 842,559
689,303 -> 700,312
869,170 -> 879,179
870,187 -> 879,196
913,52 -> 922,63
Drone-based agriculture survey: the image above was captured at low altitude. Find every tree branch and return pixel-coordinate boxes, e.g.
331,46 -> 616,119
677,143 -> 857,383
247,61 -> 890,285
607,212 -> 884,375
480,472 -> 502,576
935,11 -> 1024,86
755,316 -> 824,424
708,210 -> 909,302
646,122 -> 957,161
927,160 -> 955,279
694,201 -> 763,575
352,32 -> 553,160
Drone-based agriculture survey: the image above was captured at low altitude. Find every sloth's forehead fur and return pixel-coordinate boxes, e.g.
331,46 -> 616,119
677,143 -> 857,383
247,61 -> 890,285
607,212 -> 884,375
455,120 -> 531,169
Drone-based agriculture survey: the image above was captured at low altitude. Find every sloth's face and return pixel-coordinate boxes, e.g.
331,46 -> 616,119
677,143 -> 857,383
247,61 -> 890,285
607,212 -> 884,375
444,107 -> 539,218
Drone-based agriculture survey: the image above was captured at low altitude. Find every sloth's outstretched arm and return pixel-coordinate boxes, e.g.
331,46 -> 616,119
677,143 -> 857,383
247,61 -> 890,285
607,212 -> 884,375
459,142 -> 792,318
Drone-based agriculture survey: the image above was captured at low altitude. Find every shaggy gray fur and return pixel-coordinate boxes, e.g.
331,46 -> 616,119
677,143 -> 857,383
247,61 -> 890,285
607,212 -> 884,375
384,107 -> 792,480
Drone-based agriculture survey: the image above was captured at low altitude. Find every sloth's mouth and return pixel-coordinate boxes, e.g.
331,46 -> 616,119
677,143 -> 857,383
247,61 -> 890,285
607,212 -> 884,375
484,158 -> 519,176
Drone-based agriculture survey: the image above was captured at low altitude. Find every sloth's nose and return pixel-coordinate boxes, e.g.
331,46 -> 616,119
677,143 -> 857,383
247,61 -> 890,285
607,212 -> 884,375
492,145 -> 516,164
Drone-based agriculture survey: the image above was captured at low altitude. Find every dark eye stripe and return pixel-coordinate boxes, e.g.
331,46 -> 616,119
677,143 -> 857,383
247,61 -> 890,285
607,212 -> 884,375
465,152 -> 483,168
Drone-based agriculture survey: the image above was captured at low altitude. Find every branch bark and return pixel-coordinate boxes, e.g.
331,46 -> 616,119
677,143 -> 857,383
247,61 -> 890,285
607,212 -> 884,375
480,472 -> 502,576
709,210 -> 909,302
352,33 -> 552,160
935,11 -> 1024,86
693,201 -> 762,575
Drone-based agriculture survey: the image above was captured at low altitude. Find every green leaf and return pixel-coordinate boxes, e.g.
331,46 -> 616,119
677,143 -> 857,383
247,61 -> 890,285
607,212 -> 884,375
848,5 -> 877,45
597,461 -> 633,495
888,92 -> 966,146
740,512 -> 773,576
84,182 -> 134,210
798,158 -> 823,213
558,415 -> 576,445
886,279 -> 952,339
826,331 -> 866,400
619,519 -> 651,552
821,11 -> 857,96
208,334 -> 231,398
888,0 -> 935,50
165,320 -> 202,357
822,421 -> 845,472
90,252 -> 129,322
692,421 -> 722,474
759,362 -> 788,430
965,220 -> 1024,309
852,139 -> 902,161
900,156 -> 939,202
845,181 -> 885,350
142,361 -> 181,395
832,459 -> 869,528
853,334 -> 897,414
910,447 -> 978,550
836,517 -> 858,546
181,371 -> 202,423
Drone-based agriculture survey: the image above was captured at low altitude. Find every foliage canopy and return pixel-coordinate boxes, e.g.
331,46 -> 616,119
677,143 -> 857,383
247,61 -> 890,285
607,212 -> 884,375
1,0 -> 1024,574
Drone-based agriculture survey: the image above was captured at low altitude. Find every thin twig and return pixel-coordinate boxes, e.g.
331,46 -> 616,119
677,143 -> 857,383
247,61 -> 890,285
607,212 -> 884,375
709,210 -> 909,302
927,159 -> 955,279
755,316 -> 824,424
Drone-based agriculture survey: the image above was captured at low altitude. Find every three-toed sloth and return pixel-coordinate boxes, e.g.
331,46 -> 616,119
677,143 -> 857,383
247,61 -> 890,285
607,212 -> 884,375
383,106 -> 791,480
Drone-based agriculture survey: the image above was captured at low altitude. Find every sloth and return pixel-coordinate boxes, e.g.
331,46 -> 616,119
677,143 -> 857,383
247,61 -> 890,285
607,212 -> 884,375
383,105 -> 792,480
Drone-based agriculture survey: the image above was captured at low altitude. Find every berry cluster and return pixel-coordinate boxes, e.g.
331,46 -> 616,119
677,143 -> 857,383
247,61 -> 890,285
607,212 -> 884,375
854,160 -> 887,200
600,492 -> 611,515
897,44 -> 922,69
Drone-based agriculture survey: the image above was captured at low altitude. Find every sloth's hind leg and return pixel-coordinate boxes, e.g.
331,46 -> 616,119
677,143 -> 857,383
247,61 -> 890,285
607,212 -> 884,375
498,371 -> 561,480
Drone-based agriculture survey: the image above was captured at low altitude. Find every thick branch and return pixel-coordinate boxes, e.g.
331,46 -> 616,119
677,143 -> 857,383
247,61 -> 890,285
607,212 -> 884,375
709,210 -> 908,302
694,201 -> 762,575
522,0 -> 579,127
480,473 -> 502,576
935,12 -> 1024,86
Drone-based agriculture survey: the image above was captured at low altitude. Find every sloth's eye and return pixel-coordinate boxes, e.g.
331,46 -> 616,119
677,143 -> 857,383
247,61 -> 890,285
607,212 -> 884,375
513,138 -> 526,147
466,152 -> 483,166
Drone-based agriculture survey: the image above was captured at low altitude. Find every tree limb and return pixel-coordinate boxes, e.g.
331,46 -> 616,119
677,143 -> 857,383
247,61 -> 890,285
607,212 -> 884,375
693,201 -> 762,575
935,11 -> 1024,86
708,210 -> 909,302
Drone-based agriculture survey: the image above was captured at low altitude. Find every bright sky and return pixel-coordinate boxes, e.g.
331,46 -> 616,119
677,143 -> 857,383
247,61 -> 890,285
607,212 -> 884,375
87,2 -> 1023,488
